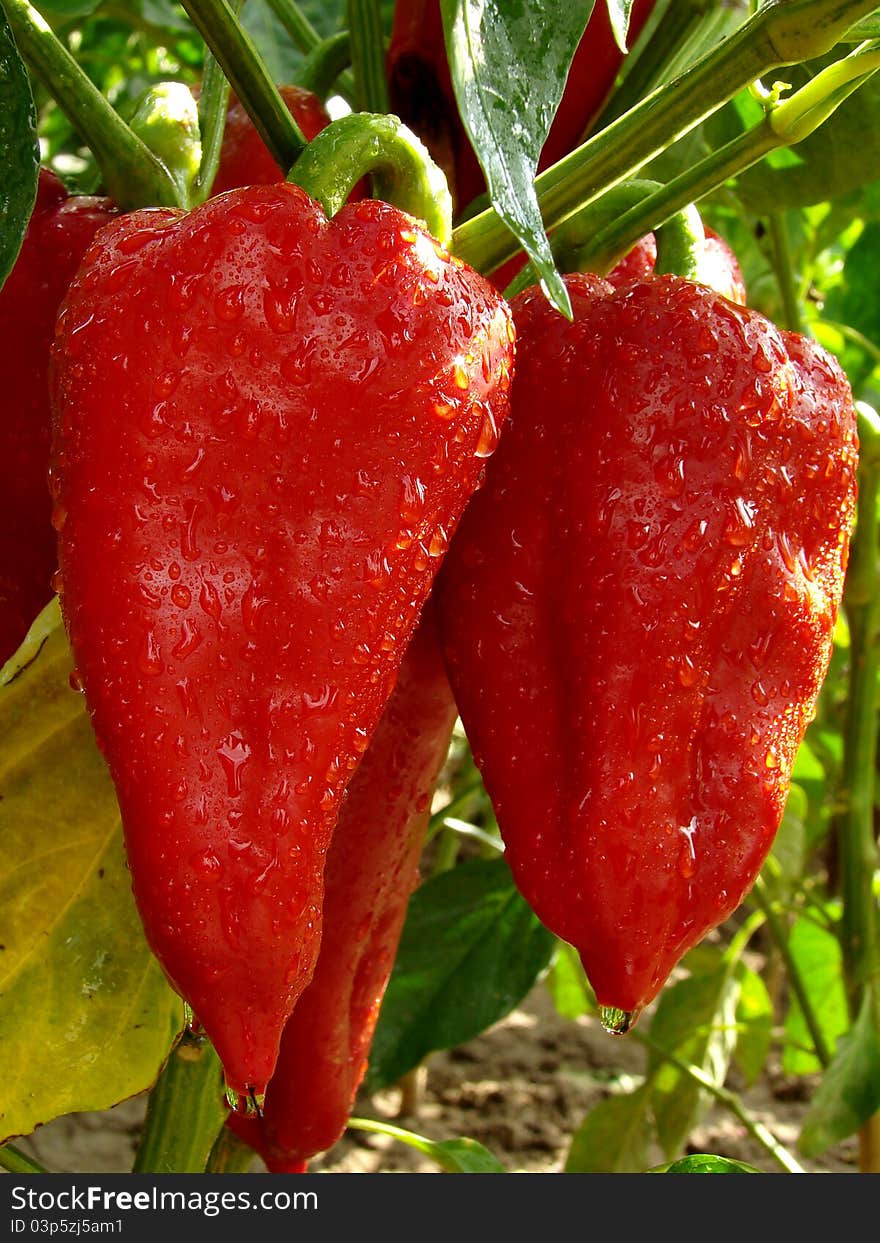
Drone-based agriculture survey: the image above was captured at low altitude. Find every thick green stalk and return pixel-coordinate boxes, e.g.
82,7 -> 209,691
0,1144 -> 45,1174
453,0 -> 880,271
133,1035 -> 227,1173
298,31 -> 352,99
0,0 -> 178,208
838,404 -> 880,1007
768,212 -> 804,334
180,0 -> 307,176
192,0 -> 244,203
263,0 -> 321,51
206,1126 -> 257,1172
347,0 -> 390,114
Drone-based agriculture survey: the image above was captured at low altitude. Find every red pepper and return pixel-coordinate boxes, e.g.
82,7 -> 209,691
388,0 -> 657,212
50,183 -> 513,1094
0,170 -> 115,664
211,86 -> 331,195
438,272 -> 857,1025
229,607 -> 456,1171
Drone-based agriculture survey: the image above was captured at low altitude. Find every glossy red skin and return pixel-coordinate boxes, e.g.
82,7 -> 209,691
388,0 -> 656,211
491,226 -> 747,304
438,272 -> 857,1019
211,86 -> 330,195
0,170 -> 115,664
51,184 -> 513,1093
230,609 -> 457,1171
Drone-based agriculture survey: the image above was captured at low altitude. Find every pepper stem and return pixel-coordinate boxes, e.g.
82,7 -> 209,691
289,112 -> 453,247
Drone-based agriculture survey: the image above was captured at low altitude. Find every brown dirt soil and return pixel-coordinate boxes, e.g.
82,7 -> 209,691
15,983 -> 857,1175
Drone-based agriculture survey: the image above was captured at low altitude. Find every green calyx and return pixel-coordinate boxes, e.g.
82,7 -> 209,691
128,83 -> 202,212
504,180 -> 706,298
288,112 -> 453,248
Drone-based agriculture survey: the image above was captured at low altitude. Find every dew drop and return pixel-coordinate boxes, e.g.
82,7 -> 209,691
599,1006 -> 637,1036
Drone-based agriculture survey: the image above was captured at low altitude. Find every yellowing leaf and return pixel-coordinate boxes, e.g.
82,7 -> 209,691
0,601 -> 183,1144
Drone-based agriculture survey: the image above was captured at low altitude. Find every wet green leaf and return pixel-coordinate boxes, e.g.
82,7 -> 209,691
0,603 -> 184,1145
365,857 -> 555,1091
440,0 -> 596,315
659,1153 -> 758,1174
800,986 -> 880,1157
0,7 -> 39,292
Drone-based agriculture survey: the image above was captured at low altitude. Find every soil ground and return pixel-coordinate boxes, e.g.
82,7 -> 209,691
17,983 -> 856,1175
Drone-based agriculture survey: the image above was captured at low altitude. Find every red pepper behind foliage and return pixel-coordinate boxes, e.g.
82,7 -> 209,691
50,183 -> 513,1094
211,86 -> 331,194
438,272 -> 857,1022
230,610 -> 457,1172
388,0 -> 657,212
0,170 -> 115,665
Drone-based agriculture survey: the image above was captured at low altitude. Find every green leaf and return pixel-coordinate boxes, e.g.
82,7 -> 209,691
439,0 -> 596,316
648,966 -> 740,1159
365,857 -> 556,1091
545,940 -> 596,1021
733,965 -> 774,1087
430,1137 -> 507,1173
783,913 -> 848,1075
0,603 -> 185,1145
769,783 -> 807,891
659,1154 -> 759,1174
800,987 -> 880,1158
606,0 -> 636,52
0,6 -> 39,292
566,1083 -> 653,1172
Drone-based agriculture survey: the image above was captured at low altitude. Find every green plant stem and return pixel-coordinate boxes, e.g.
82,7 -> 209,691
347,0 -> 389,115
298,31 -> 352,100
838,403 -> 880,1008
425,777 -> 485,842
452,0 -> 880,272
632,1029 -> 805,1173
572,44 -> 880,277
749,876 -> 834,1068
0,1144 -> 45,1174
768,212 -> 804,334
821,320 -> 880,368
290,112 -> 452,244
193,0 -> 244,203
180,0 -> 307,176
263,0 -> 320,52
206,1125 -> 256,1172
0,0 -> 178,208
133,1034 -> 227,1173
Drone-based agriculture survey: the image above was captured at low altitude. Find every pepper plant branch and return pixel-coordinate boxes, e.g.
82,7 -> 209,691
206,1126 -> 256,1173
263,0 -> 321,52
768,212 -> 804,334
632,1029 -> 806,1173
298,32 -> 354,101
180,0 -> 307,175
347,0 -> 390,115
749,876 -> 834,1067
452,0 -> 880,272
0,0 -> 178,209
193,0 -> 243,203
572,44 -> 880,278
837,403 -> 880,1010
0,1144 -> 45,1174
133,1034 -> 227,1173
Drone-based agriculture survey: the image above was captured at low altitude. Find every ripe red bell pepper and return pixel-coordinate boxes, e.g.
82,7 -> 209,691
0,170 -> 115,664
50,182 -> 513,1094
438,271 -> 857,1025
211,85 -> 331,195
229,608 -> 457,1171
387,0 -> 657,211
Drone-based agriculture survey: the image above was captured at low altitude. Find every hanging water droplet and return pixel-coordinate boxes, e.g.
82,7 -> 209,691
599,1006 -> 637,1036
